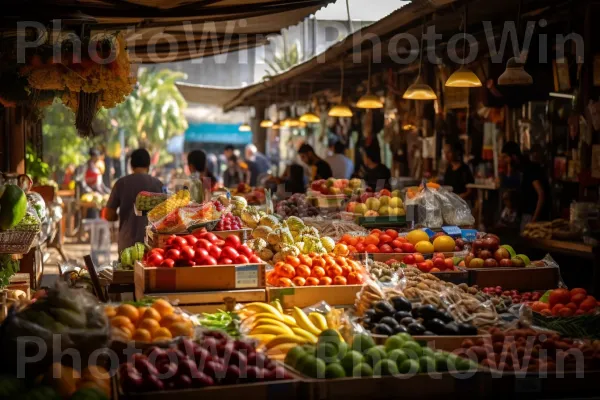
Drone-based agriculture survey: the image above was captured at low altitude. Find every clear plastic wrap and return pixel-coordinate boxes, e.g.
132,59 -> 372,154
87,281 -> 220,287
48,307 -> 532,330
0,282 -> 110,377
151,201 -> 224,233
434,187 -> 476,226
405,183 -> 443,228
26,191 -> 47,224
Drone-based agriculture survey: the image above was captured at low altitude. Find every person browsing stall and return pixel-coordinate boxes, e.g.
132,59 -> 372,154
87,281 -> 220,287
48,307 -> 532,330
360,146 -> 391,191
105,149 -> 163,253
326,141 -> 354,179
443,141 -> 474,200
298,143 -> 333,181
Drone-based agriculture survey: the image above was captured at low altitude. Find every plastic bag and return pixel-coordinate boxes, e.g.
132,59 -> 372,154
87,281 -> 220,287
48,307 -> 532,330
0,282 -> 109,377
152,201 -> 223,233
26,192 -> 47,224
434,187 -> 475,226
135,191 -> 168,212
405,183 -> 443,228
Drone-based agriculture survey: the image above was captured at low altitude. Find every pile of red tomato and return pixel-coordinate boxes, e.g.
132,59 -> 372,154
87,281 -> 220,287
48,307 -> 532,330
266,253 -> 365,287
532,288 -> 599,317
144,230 -> 260,268
338,229 -> 416,254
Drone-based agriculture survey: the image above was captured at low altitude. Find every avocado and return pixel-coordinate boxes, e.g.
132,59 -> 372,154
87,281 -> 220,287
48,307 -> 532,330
373,324 -> 394,336
436,310 -> 454,323
423,318 -> 446,335
393,311 -> 412,323
400,317 -> 416,326
443,322 -> 460,336
379,316 -> 400,329
407,323 -> 426,335
457,323 -> 478,335
374,301 -> 395,315
417,304 -> 439,320
393,325 -> 408,334
390,296 -> 412,312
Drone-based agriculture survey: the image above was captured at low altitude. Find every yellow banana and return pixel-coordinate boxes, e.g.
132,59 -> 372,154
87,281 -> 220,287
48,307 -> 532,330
266,343 -> 299,356
242,303 -> 284,319
308,312 -> 328,331
292,307 -> 321,336
292,327 -> 318,344
250,312 -> 284,322
264,334 -> 309,349
282,315 -> 298,327
247,334 -> 276,344
270,299 -> 284,314
251,325 -> 292,336
252,318 -> 295,334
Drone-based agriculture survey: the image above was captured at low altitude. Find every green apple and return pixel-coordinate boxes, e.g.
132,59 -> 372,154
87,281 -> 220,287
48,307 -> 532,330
354,203 -> 367,215
365,198 -> 380,211
379,195 -> 390,206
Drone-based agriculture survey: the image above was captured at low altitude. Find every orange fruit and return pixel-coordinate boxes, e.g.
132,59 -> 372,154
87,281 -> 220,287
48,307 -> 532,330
111,315 -> 133,329
364,235 -> 380,246
305,277 -> 320,286
154,327 -> 173,339
138,318 -> 161,335
169,322 -> 193,338
279,264 -> 296,279
333,276 -> 347,285
104,305 -> 116,318
267,271 -> 279,285
132,328 -> 152,342
311,257 -> 325,268
160,314 -> 183,329
152,299 -> 174,317
295,265 -> 311,278
278,277 -> 293,287
142,307 -> 162,322
116,304 -> 140,325
311,266 -> 326,278
285,256 -> 300,268
153,336 -> 171,343
292,277 -> 306,287
334,256 -> 348,266
298,255 -> 312,267
327,265 -> 343,278
319,276 -> 332,286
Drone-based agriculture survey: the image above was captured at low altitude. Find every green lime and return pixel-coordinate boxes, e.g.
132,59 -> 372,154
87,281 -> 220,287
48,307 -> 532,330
364,346 -> 387,367
434,353 -> 448,372
396,333 -> 414,343
419,356 -> 436,373
401,341 -> 423,359
352,363 -> 373,377
373,359 -> 399,377
398,359 -> 420,375
422,347 -> 435,359
336,342 -> 348,360
340,351 -> 364,376
301,357 -> 326,379
325,363 -> 346,379
316,342 -> 338,363
387,349 -> 409,367
351,333 -> 375,353
384,336 -> 404,353
284,346 -> 306,368
318,329 -> 342,347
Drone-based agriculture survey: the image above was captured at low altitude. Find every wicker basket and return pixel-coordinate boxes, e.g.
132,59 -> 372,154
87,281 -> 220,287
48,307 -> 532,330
0,229 -> 38,253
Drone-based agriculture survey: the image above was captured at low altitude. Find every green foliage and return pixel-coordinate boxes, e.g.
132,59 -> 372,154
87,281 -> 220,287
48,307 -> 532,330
25,144 -> 50,182
0,254 -> 20,289
264,32 -> 303,78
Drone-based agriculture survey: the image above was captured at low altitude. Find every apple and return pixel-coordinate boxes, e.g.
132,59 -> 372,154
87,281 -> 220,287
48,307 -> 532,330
444,258 -> 454,269
379,195 -> 391,206
433,258 -> 446,269
354,203 -> 368,215
484,258 -> 498,268
483,237 -> 499,251
455,238 -> 465,249
160,259 -> 175,268
472,239 -> 484,251
511,257 -> 526,268
494,248 -> 510,261
365,197 -> 380,211
347,201 -> 358,213
478,250 -> 492,260
468,258 -> 485,268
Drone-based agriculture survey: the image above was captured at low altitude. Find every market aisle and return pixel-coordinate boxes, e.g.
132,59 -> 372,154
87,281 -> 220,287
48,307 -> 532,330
40,239 -> 119,288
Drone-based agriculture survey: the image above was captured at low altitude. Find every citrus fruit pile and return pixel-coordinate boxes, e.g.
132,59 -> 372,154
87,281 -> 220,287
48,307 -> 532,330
106,300 -> 194,343
337,229 -> 415,254
266,254 -> 365,287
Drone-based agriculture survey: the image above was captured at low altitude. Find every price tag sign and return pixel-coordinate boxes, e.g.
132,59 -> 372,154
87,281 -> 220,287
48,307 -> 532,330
442,226 -> 462,237
235,265 -> 259,288
461,229 -> 478,242
422,228 -> 436,238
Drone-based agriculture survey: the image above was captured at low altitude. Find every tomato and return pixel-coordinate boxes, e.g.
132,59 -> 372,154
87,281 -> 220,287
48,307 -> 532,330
333,276 -> 347,285
209,246 -> 222,260
165,249 -> 181,261
202,256 -> 218,266
365,244 -> 379,253
279,264 -> 296,279
213,239 -> 226,247
298,254 -> 312,267
194,239 -> 212,250
248,255 -> 261,263
401,243 -> 415,253
311,257 -> 325,268
219,258 -> 233,265
391,239 -> 404,249
370,229 -> 382,236
222,246 -> 239,260
355,242 -> 366,253
166,235 -> 178,246
414,253 -> 425,263
311,266 -> 326,278
235,255 -> 250,264
183,235 -> 198,247
327,265 -> 343,278
403,254 -> 416,264
193,249 -> 209,264
172,236 -> 188,249
385,229 -> 398,239
433,258 -> 446,270
225,235 -> 241,249
267,271 -> 279,285
179,246 -> 195,261
364,235 -> 380,246
417,262 -> 432,273
379,234 -> 393,244
150,248 -> 165,256
347,237 -> 358,247
204,232 -> 219,243
237,244 -> 254,257
160,259 -> 175,268
146,253 -> 164,267
444,258 -> 454,270
379,244 -> 393,253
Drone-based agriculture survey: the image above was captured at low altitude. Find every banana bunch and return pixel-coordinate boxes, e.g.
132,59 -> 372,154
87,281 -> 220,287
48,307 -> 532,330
237,301 -> 331,360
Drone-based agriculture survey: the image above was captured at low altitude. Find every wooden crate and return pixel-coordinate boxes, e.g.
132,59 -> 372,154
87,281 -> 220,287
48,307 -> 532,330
145,227 -> 251,248
371,332 -> 490,352
7,273 -> 31,298
267,285 -> 362,309
134,261 -> 266,298
146,289 -> 266,314
468,266 -> 560,291
112,270 -> 134,285
114,366 -> 303,400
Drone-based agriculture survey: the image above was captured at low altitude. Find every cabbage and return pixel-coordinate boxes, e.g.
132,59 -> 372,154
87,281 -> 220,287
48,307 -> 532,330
280,227 -> 294,245
241,207 -> 261,228
267,231 -> 282,246
280,245 -> 300,258
259,215 -> 281,229
252,226 -> 273,241
320,236 -> 335,253
251,238 -> 268,252
286,216 -> 305,232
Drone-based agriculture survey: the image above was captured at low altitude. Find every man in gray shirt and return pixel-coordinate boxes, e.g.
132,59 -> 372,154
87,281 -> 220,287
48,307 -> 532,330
105,149 -> 163,252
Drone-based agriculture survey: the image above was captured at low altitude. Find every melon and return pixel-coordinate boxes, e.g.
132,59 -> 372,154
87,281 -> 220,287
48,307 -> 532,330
0,184 -> 27,230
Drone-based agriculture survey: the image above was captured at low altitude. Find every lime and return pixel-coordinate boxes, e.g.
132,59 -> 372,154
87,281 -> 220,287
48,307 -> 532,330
340,351 -> 364,375
351,333 -> 375,353
396,333 -> 414,343
325,363 -> 346,379
419,356 -> 436,373
384,336 -> 404,353
284,346 -> 306,368
352,363 -> 374,377
398,359 -> 420,375
401,341 -> 423,359
374,359 -> 399,376
387,349 -> 409,367
364,346 -> 387,367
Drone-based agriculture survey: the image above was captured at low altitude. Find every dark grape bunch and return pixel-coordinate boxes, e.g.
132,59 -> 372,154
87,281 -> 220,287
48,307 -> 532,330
216,213 -> 243,231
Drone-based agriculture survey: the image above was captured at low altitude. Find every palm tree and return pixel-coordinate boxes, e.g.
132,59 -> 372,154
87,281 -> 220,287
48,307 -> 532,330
264,32 -> 303,77
110,68 -> 188,150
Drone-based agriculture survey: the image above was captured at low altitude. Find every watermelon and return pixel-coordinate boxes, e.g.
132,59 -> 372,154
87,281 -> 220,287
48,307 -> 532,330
0,184 -> 27,230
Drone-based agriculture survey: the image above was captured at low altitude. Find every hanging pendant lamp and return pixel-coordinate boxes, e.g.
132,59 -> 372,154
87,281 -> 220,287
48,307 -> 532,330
446,4 -> 482,88
239,123 -> 251,132
300,83 -> 321,123
357,54 -> 383,109
498,0 -> 532,86
329,62 -> 354,117
403,23 -> 437,100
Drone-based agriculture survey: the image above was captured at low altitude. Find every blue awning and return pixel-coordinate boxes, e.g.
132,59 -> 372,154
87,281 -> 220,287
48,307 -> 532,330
184,123 -> 252,145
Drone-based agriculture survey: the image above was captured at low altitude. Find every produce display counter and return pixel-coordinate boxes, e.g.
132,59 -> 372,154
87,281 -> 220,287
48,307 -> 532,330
267,285 -> 363,309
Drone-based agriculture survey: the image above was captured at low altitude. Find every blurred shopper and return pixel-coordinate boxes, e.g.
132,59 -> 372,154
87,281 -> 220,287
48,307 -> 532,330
326,141 -> 354,179
245,144 -> 271,186
298,144 -> 333,181
223,154 -> 245,188
188,149 -> 218,189
443,141 -> 474,200
360,146 -> 391,191
105,149 -> 163,252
